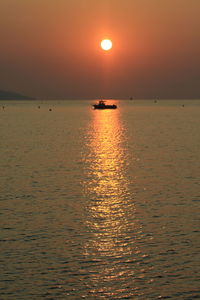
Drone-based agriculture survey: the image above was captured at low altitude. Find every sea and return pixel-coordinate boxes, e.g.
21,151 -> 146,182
0,99 -> 200,299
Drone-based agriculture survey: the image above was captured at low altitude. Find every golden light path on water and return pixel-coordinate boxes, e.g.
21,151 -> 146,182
82,102 -> 146,298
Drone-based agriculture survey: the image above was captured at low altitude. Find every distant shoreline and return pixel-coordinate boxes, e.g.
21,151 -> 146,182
0,90 -> 199,101
0,90 -> 35,100
0,98 -> 199,101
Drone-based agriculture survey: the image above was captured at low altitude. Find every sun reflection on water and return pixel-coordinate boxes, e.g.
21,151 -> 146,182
81,105 -> 145,297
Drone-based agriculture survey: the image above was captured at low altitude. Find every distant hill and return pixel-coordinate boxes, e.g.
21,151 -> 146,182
0,90 -> 35,100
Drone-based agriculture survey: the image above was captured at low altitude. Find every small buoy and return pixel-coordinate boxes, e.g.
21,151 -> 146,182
182,104 -> 184,107
38,106 -> 40,109
49,108 -> 52,111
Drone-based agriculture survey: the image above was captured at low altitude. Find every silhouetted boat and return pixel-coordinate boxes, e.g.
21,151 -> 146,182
92,100 -> 117,110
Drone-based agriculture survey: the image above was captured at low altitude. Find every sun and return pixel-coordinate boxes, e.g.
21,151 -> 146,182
101,39 -> 112,51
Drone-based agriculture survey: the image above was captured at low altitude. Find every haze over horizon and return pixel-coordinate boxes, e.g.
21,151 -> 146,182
0,0 -> 200,100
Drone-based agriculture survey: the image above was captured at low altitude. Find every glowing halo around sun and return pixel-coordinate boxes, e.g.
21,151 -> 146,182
100,39 -> 113,51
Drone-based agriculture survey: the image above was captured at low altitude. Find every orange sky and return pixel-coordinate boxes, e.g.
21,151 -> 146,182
0,0 -> 200,99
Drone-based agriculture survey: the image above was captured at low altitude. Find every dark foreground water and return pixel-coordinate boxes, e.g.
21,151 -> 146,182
0,100 -> 200,299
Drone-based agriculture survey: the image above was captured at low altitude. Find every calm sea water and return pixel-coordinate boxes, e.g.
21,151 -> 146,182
0,99 -> 200,299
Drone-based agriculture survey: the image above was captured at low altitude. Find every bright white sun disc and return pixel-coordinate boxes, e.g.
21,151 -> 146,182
101,39 -> 112,51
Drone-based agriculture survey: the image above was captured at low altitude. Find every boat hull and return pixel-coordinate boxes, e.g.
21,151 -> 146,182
93,104 -> 117,109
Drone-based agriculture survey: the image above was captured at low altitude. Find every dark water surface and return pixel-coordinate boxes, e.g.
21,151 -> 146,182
1,100 -> 200,299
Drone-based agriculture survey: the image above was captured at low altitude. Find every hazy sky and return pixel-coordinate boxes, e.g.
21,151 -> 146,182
0,0 -> 200,99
